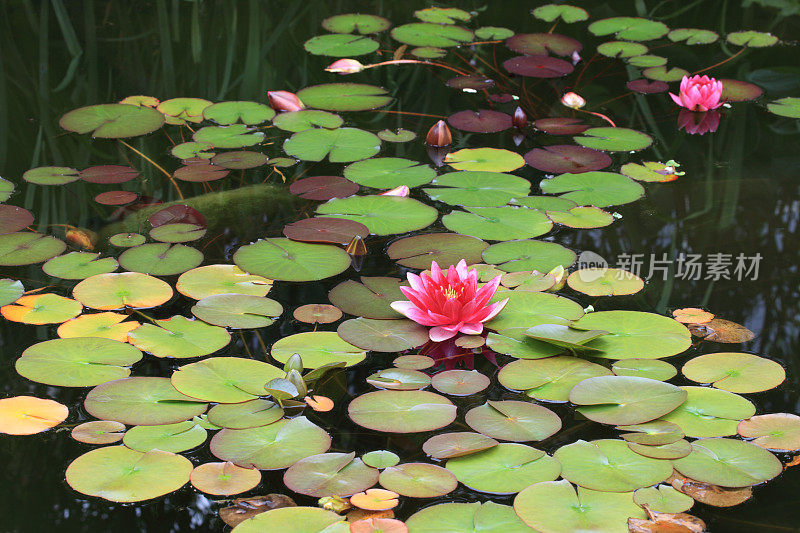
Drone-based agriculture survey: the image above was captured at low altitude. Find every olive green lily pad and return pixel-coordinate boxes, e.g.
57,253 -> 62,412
362,450 -> 400,469
84,376 -> 208,425
767,97 -> 800,118
628,439 -> 692,459
123,420 -> 207,453
271,331 -> 366,368
190,461 -> 262,496
338,317 -> 429,352
176,264 -> 273,299
431,369 -> 490,396
328,276 -> 405,319
348,390 -> 457,433
193,124 -> 265,148
672,438 -> 782,487
487,290 -> 584,331
487,328 -> 563,360
514,480 -> 646,533
482,239 -> 576,273
391,23 -> 473,47
367,368 -> 431,391
171,357 -> 285,402
387,233 -> 488,270
70,420 -> 126,444
206,399 -> 284,429
16,337 -> 142,387
567,268 -> 643,296
446,443 -> 561,494
171,141 -> 214,160
574,311 -> 692,360
118,243 -> 203,276
210,416 -> 331,470
524,324 -> 608,352
737,413 -> 800,451
444,148 -> 525,172
343,157 -> 436,188
109,233 -> 146,247
554,439 -> 673,492
317,196 -> 438,235
0,278 -> 24,306
574,128 -> 653,152
273,109 -> 343,132
72,272 -> 173,310
617,421 -> 684,445
423,432 -> 499,459
322,13 -> 391,34
407,501 -> 535,533
378,462 -> 457,497
682,352 -> 785,393
60,103 -> 165,138
149,223 -> 206,243
532,4 -> 589,23
284,452 -> 379,497
128,315 -> 230,359
233,238 -> 351,282
203,101 -> 275,125
297,83 -> 392,112
597,41 -> 648,58
668,28 -> 719,45
465,400 -> 561,442
1,293 -> 82,324
569,376 -> 686,425
547,206 -> 614,228
643,66 -> 690,82
612,359 -> 678,381
727,30 -> 779,47
66,447 -> 192,502
231,507 -> 347,533
304,34 -> 379,57
22,166 -> 79,185
659,386 -> 755,437
626,54 -> 667,67
588,17 -> 668,41
377,128 -> 416,142
415,7 -> 471,23
0,177 -> 14,201
540,172 -> 644,207
191,294 -> 283,329
633,484 -> 694,513
43,252 -> 118,279
0,232 -> 66,265
424,171 -> 531,207
499,356 -> 612,402
442,206 -> 552,241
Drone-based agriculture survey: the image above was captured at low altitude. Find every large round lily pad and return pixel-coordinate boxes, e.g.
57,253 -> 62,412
424,171 -> 531,207
378,463 -> 457,498
672,438 -> 782,487
387,233 -> 488,269
322,13 -> 391,34
284,452 -> 378,497
233,238 -> 351,282
343,157 -> 435,188
486,290 -> 584,331
444,148 -> 525,172
231,507 -> 346,533
118,243 -> 203,276
348,390 -> 457,433
574,128 -> 653,152
482,239 -> 576,273
659,386 -> 755,437
72,272 -> 173,310
23,166 -> 79,185
407,502 -> 534,533
60,103 -> 165,138
176,264 -> 273,299
271,331 -> 366,368
328,277 -> 405,319
283,127 -> 380,163
66,447 -> 191,502
1,293 -> 82,324
540,172 -> 644,207
337,318 -> 429,352
572,311 -> 692,359
682,352 -> 785,393
588,17 -> 668,41
0,232 -> 66,266
128,316 -> 230,359
567,268 -> 643,296
442,206 -> 552,241
465,400 -> 561,441
283,217 -> 369,245
737,413 -> 800,451
190,461 -> 262,496
42,252 -> 118,279
569,376 -> 687,425
297,84 -> 392,112
191,294 -> 283,329
525,145 -> 611,174
391,22 -> 473,47
317,196 -> 437,235
499,356 -> 613,402
203,100 -> 275,125
446,443 -> 561,494
123,420 -> 207,453
171,357 -> 285,403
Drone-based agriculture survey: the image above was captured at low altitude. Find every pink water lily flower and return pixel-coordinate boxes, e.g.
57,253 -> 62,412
670,75 -> 724,111
390,260 -> 508,342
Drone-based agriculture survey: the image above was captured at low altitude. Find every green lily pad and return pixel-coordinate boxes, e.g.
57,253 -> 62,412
411,46 -> 448,58
193,124 -> 265,148
737,413 -> 800,451
628,439 -> 692,459
574,127 -> 653,152
524,324 -> 607,352
391,22 -> 473,47
42,252 -> 118,280
171,357 -> 285,402
273,110 -> 343,133
284,127 -> 380,162
322,13 -> 391,34
158,98 -> 212,124
378,462 -> 457,498
643,66 -> 690,82
118,243 -> 203,276
487,328 -> 563,360
532,4 -> 589,23
231,507 -> 347,533
0,177 -> 14,201
304,34 -> 379,57
123,420 -> 207,453
444,148 -> 525,172
431,370 -> 490,396
465,400 -> 561,442
149,223 -> 206,243
659,386 -> 755,437
415,6 -> 470,23
367,368 -> 431,391
60,103 -> 165,138
633,484 -> 694,513
1,293 -> 82,324
271,331 -> 366,368
177,264 -> 273,299
727,30 -> 779,47
627,55 -> 668,68
482,239 -> 576,273
344,157 -> 436,188
569,376 -> 687,425
337,317 -> 429,352
210,416 -> 331,470
0,278 -> 24,306
574,311 -> 692,360
554,439 -> 673,492
407,501 -> 535,533
206,399 -> 284,429
128,315 -> 230,359
540,172 -> 644,207
567,268 -> 644,296
66,447 -> 192,502
84,376 -> 208,425
210,150 -> 269,169
70,420 -> 126,444
233,238 -> 351,282
424,171 -> 531,207
362,450 -> 400,469
22,166 -> 79,185
620,161 -> 679,182
612,359 -> 678,381
672,438 -> 782,487
446,443 -> 561,494
514,480 -> 646,533
171,142 -> 214,160
668,28 -> 719,45
377,128 -> 417,142
284,452 -> 378,497
442,206 -> 552,241
387,233 -> 488,270
767,97 -> 800,118
348,390 -> 457,433
16,337 -> 142,387
423,432 -> 499,459
588,17 -> 668,41
72,272 -> 173,310
297,83 -> 392,112
597,41 -> 648,58
203,101 -> 275,125
682,352 -> 785,393
499,356 -> 612,402
109,233 -> 146,247
0,232 -> 66,265
617,421 -> 684,445
328,276 -> 405,319
514,197 -> 578,213
317,196 -> 437,235
547,206 -> 614,229
487,290 -> 584,331
191,294 -> 283,328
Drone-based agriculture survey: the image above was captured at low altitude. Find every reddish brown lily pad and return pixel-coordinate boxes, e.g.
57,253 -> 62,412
289,176 -> 359,201
293,304 -> 343,324
448,110 -> 512,133
282,216 -> 369,245
524,145 -> 611,174
210,151 -> 269,169
627,79 -> 669,94
534,117 -> 589,135
505,33 -> 582,57
79,165 -> 139,184
173,161 -> 230,182
445,76 -> 495,90
719,79 -> 763,102
0,205 -> 34,234
148,205 -> 206,228
94,191 -> 139,206
503,56 -> 574,78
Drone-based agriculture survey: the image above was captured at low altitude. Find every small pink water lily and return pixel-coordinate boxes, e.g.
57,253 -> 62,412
325,58 -> 365,74
390,260 -> 508,342
379,185 -> 409,197
670,75 -> 724,111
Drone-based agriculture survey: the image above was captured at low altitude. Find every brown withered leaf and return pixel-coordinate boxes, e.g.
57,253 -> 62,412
628,507 -> 706,532
687,318 -> 754,343
671,477 -> 752,507
219,494 -> 296,527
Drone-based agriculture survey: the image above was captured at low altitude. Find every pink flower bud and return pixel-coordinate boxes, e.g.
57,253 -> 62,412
561,92 -> 586,109
379,185 -> 410,197
324,59 -> 365,74
267,91 -> 305,112
512,106 -> 527,129
426,120 -> 452,146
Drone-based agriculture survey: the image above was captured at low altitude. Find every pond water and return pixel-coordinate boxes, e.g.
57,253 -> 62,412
1,1 -> 799,532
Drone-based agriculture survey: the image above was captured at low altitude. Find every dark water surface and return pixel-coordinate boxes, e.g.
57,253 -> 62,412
1,1 -> 799,531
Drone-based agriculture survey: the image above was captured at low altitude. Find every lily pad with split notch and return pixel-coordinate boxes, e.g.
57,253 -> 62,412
149,223 -> 206,243
499,355 -> 612,402
190,462 -> 262,496
297,83 -> 392,112
617,421 -> 684,445
171,357 -> 285,403
629,439 -> 692,460
672,438 -> 782,487
79,165 -> 139,184
210,416 -> 331,470
588,17 -> 668,41
574,127 -> 653,152
377,128 -> 416,142
271,331 -> 366,368
448,110 -> 512,133
547,206 -> 614,229
234,238 -> 351,282
177,264 -> 273,300
597,41 -> 648,58
407,501 -> 533,533
283,217 -> 369,245
767,97 -> 800,118
337,318 -> 429,352
348,390 -> 456,433
503,55 -> 574,78
343,157 -> 436,188
569,376 -> 686,426
273,109 -> 343,132
322,13 -> 391,34
431,370 -> 490,396
367,368 -> 431,391
293,304 -> 342,324
465,400 -> 561,442
328,277 -> 405,319
43,251 -> 118,279
737,413 -> 800,451
424,171 -> 531,207
444,148 -> 525,173
193,124 -> 265,149
524,324 -> 608,352
128,315 -> 230,359
206,399 -> 284,429
0,232 -> 66,265
173,161 -> 230,182
119,243 -> 203,276
72,272 -> 172,310
289,176 -> 358,201
84,376 -> 208,425
612,359 -> 677,381
643,66 -> 690,82
1,293 -> 82,324
505,32 -> 581,56
211,151 -> 269,169
659,386 -> 755,438
202,101 -> 275,125
123,420 -> 207,453
634,484 -> 694,513
541,172 -> 644,207
284,452 -> 379,497
668,28 -> 719,45
414,7 -> 471,24
482,239 -> 576,273
378,463 -> 457,498
423,432 -> 498,460
532,4 -> 589,23
726,30 -> 778,47
574,311 -> 692,360
362,450 -> 400,469
304,34 -> 379,57
390,22 -> 473,47
191,294 -> 283,329
60,103 -> 165,138
317,196 -> 437,236
387,233 -> 488,270
567,268 -> 644,296
524,145 -> 611,174
446,443 -> 561,494
71,420 -> 126,445
534,117 -> 589,135
682,352 -> 785,393
487,290 -> 584,331
230,507 -> 346,533
442,206 -> 552,241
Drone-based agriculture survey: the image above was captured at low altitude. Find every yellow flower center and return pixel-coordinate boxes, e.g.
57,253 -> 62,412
441,285 -> 462,300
